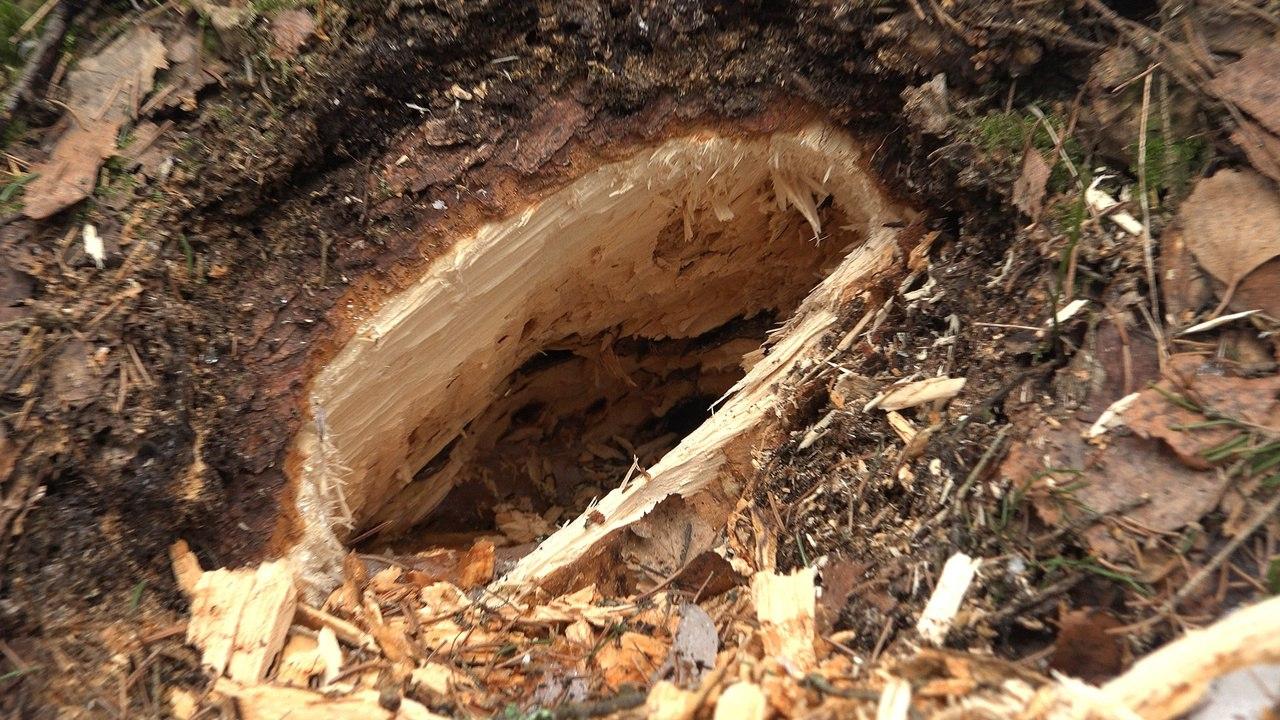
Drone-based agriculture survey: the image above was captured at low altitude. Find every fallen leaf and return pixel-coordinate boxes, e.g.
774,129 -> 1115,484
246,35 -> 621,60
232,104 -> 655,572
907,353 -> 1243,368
270,9 -> 316,58
1179,169 -> 1280,313
1013,147 -> 1051,220
24,28 -> 168,218
595,632 -> 667,689
1000,421 -> 1230,559
666,603 -> 718,686
1048,608 -> 1124,683
817,558 -> 868,633
494,506 -> 556,543
1231,120 -> 1280,184
1211,45 -> 1280,136
1123,355 -> 1280,468
1233,256 -> 1280,319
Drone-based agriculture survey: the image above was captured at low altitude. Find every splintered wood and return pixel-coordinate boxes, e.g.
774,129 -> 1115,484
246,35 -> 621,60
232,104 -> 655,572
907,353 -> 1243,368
752,568 -> 818,671
183,556 -> 297,683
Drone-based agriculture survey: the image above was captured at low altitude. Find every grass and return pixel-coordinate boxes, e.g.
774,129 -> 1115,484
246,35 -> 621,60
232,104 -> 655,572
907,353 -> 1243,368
0,170 -> 34,214
1042,555 -> 1151,596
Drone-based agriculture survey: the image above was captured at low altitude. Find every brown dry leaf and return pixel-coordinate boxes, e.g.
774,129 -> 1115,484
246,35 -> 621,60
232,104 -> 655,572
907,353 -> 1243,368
1048,608 -> 1124,684
1232,120 -> 1280,185
1179,169 -> 1280,313
595,632 -> 667,689
1013,147 -> 1052,221
141,33 -> 227,115
1124,354 -> 1280,467
1211,45 -> 1280,136
999,423 -> 1229,559
270,9 -> 316,58
1233,256 -> 1280,319
24,28 -> 168,219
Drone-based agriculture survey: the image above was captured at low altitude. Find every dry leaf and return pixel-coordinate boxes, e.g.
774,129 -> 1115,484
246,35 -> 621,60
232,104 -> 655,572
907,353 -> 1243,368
495,506 -> 556,543
595,632 -> 667,689
1231,120 -> 1280,184
1211,45 -> 1280,136
1048,608 -> 1124,684
667,603 -> 718,685
24,28 -> 168,218
1013,147 -> 1051,220
871,376 -> 967,411
271,9 -> 316,58
1179,169 -> 1280,313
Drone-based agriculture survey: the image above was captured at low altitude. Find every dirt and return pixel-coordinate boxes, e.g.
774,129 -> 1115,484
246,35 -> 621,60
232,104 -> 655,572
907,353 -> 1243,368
2,0 -> 1279,717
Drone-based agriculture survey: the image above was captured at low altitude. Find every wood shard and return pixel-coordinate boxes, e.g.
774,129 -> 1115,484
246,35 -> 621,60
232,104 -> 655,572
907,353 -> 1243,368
212,679 -> 448,720
713,682 -> 768,720
752,567 -> 817,670
871,376 -> 967,412
916,553 -> 980,645
186,560 -> 298,683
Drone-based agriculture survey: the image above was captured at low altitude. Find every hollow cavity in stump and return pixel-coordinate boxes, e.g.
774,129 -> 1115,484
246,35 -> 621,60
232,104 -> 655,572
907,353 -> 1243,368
288,122 -> 908,592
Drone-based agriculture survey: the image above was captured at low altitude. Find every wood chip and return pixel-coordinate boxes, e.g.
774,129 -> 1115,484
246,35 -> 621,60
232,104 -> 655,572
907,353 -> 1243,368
752,567 -> 817,671
916,553 -> 980,645
868,377 -> 967,412
713,682 -> 767,720
186,561 -> 298,683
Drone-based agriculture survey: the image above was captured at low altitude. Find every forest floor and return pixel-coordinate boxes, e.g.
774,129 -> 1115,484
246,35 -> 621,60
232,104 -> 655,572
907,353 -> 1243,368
2,0 -> 1280,718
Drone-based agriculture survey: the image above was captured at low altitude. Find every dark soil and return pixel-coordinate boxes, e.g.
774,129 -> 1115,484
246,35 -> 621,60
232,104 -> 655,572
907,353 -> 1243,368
2,0 -> 1274,716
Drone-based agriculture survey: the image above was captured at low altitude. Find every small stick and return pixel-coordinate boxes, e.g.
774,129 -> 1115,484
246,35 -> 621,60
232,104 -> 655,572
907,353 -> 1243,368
1136,71 -> 1163,346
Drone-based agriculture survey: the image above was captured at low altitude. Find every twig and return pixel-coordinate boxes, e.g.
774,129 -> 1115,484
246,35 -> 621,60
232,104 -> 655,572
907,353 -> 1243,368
1136,71 -> 1163,347
1157,491 -> 1280,619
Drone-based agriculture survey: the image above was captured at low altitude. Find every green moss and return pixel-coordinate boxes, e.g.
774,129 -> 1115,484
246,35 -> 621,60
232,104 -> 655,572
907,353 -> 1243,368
970,110 -> 1085,193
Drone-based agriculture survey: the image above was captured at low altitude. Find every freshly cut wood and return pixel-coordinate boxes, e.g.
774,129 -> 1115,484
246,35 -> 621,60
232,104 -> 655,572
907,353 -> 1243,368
916,553 -> 980,645
870,377 -> 967,412
285,122 -> 910,592
185,560 -> 298,683
1097,594 -> 1280,719
713,682 -> 768,720
295,602 -> 377,651
751,567 -> 818,671
212,679 -> 448,720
